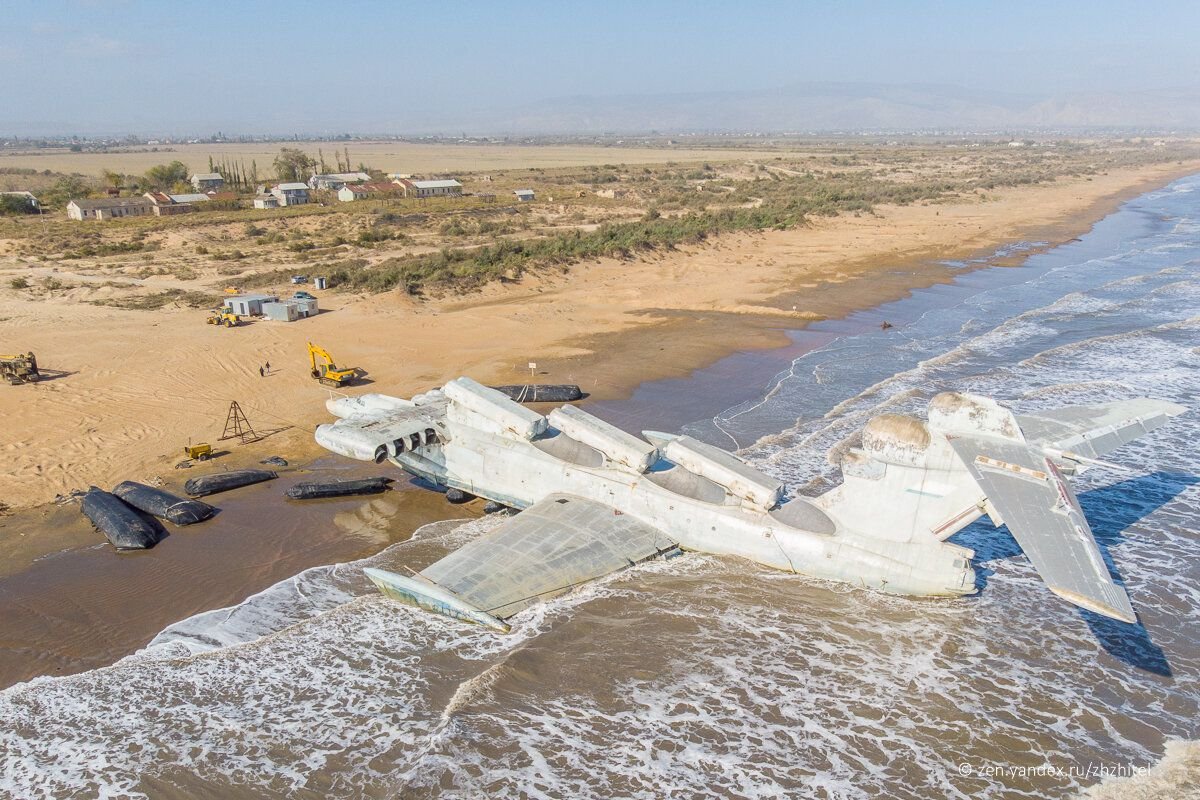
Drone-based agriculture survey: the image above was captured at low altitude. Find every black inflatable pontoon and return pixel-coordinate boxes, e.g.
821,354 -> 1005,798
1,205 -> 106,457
112,480 -> 216,525
490,384 -> 583,403
80,487 -> 159,550
285,477 -> 394,500
184,469 -> 277,498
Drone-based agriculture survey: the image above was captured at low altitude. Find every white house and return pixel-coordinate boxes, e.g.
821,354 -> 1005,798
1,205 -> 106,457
337,184 -> 369,202
514,189 -> 535,202
270,183 -> 309,206
253,194 -> 279,209
309,172 -> 371,190
396,179 -> 463,199
67,197 -> 154,221
190,173 -> 225,191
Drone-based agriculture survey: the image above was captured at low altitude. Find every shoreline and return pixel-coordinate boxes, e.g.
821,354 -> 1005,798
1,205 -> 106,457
0,164 -> 1193,688
0,162 -> 1194,515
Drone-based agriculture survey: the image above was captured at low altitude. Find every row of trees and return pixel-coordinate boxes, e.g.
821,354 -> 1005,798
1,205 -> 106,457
274,146 -> 371,181
207,155 -> 260,191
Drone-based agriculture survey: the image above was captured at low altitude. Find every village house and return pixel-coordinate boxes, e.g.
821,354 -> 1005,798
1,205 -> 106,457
336,182 -> 404,202
142,192 -> 195,216
66,197 -> 153,221
169,192 -> 211,205
270,183 -> 309,206
309,172 -> 371,191
190,172 -> 225,191
394,178 -> 463,199
253,194 -> 279,209
514,188 -> 535,202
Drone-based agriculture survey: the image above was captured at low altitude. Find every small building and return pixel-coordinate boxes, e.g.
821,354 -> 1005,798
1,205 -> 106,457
223,293 -> 278,317
337,181 -> 405,202
309,172 -> 371,191
292,297 -> 318,317
262,297 -> 317,322
253,194 -> 279,209
143,192 -> 195,216
262,301 -> 300,322
190,173 -> 225,191
1,191 -> 40,211
395,178 -> 463,199
67,197 -> 153,221
168,193 -> 211,204
595,187 -> 627,199
337,184 -> 369,202
270,183 -> 309,206
514,189 -> 535,202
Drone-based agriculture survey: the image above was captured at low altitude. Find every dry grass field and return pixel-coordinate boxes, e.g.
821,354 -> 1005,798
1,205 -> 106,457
0,141 -> 788,177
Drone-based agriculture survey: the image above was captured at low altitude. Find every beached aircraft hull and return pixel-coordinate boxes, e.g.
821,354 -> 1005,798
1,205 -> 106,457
315,378 -> 1185,631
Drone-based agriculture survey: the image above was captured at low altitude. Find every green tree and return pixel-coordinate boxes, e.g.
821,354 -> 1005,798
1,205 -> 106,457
41,175 -> 90,207
273,147 -> 316,182
144,160 -> 189,190
0,195 -> 36,215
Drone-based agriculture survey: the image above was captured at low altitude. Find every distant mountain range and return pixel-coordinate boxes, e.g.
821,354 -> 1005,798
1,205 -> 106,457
8,82 -> 1200,138
413,82 -> 1200,135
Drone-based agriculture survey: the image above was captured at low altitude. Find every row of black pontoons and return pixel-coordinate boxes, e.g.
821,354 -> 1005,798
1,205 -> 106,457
80,469 -> 394,550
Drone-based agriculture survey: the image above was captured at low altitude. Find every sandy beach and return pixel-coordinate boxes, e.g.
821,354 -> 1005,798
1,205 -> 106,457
1,160 -> 1195,515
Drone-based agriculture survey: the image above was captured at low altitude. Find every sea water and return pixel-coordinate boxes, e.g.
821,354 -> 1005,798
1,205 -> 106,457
1,177 -> 1198,799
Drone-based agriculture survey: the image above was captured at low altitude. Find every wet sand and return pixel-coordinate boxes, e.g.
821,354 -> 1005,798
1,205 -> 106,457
0,461 -> 476,688
0,163 -> 1196,690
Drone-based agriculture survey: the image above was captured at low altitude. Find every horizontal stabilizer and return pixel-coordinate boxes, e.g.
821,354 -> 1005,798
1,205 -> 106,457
1018,398 -> 1186,461
370,494 -> 678,629
949,436 -> 1136,623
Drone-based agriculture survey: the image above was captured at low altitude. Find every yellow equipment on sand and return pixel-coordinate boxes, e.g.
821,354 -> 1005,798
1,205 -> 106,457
183,442 -> 213,460
1,352 -> 40,385
207,308 -> 240,327
307,341 -> 356,388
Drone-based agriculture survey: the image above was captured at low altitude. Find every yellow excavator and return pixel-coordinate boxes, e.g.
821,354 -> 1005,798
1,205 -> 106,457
207,308 -> 241,327
307,341 -> 356,388
1,352 -> 39,385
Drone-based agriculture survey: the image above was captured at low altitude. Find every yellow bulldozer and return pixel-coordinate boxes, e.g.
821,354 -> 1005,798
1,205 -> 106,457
207,308 -> 241,328
307,341 -> 357,388
1,352 -> 40,385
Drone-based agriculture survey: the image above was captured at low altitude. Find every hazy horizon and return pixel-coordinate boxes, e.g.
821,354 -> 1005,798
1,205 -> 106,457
4,1 -> 1200,136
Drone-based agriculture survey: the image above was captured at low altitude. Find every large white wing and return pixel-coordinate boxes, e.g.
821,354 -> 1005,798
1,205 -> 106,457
366,494 -> 679,631
948,436 -> 1136,623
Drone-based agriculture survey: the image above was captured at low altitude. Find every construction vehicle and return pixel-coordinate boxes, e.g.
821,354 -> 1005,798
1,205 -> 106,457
307,341 -> 357,388
1,352 -> 40,385
183,442 -> 213,461
206,308 -> 241,328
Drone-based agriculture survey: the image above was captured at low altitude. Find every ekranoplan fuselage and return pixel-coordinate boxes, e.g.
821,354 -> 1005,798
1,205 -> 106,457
315,377 -> 1184,628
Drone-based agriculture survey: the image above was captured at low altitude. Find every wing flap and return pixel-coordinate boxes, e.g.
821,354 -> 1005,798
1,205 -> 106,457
371,494 -> 678,628
949,436 -> 1136,623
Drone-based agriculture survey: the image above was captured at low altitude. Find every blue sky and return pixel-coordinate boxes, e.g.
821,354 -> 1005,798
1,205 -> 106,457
3,1 -> 1198,134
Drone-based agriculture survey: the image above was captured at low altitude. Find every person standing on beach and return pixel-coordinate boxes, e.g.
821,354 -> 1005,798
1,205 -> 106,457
265,360 -> 271,374
259,366 -> 264,377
